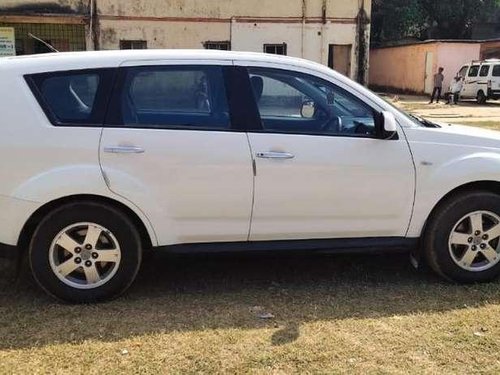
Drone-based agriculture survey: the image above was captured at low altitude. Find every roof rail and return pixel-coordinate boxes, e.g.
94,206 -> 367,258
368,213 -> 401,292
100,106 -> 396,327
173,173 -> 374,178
471,58 -> 500,64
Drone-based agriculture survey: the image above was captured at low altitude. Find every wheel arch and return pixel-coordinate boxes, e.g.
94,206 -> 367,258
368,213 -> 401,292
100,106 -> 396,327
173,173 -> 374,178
17,194 -> 155,255
422,180 -> 500,237
477,89 -> 487,103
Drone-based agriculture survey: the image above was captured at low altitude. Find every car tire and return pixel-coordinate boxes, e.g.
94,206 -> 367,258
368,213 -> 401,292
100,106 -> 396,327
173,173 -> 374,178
424,191 -> 500,283
477,90 -> 487,104
29,201 -> 142,303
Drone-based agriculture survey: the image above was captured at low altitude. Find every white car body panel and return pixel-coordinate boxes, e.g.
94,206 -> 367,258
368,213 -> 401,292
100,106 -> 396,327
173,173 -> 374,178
100,129 -> 254,244
1,50 -> 500,251
247,132 -> 415,240
406,124 -> 500,236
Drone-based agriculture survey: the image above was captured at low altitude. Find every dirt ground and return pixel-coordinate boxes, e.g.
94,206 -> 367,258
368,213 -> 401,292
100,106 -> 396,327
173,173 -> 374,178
382,93 -> 500,128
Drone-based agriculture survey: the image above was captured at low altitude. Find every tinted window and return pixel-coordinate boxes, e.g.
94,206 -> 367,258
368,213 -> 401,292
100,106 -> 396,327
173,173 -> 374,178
468,66 -> 480,77
493,65 -> 500,77
120,40 -> 147,49
480,65 -> 490,77
248,68 -> 376,136
27,69 -> 113,125
118,66 -> 229,129
204,41 -> 230,50
263,44 -> 287,55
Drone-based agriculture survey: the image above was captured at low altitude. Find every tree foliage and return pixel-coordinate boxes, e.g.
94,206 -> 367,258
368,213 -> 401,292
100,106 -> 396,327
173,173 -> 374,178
371,0 -> 500,45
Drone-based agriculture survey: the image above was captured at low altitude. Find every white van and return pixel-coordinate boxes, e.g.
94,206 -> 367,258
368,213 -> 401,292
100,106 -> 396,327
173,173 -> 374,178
458,59 -> 500,103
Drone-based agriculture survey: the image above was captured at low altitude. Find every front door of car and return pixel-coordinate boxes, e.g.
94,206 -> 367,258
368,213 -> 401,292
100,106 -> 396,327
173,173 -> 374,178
100,61 -> 254,246
241,66 -> 415,241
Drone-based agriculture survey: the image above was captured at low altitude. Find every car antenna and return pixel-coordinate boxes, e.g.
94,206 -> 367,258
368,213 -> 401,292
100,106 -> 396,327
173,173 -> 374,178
28,33 -> 59,52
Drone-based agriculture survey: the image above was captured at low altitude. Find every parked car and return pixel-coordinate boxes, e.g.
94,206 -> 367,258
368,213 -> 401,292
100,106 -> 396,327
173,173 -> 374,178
458,59 -> 500,104
2,50 -> 500,303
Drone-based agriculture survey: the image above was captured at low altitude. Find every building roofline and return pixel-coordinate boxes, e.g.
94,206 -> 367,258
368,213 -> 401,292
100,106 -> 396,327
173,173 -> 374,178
372,38 -> 500,50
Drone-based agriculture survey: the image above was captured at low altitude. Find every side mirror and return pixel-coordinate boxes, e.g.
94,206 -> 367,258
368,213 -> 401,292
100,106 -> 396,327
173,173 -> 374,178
301,101 -> 315,118
381,111 -> 398,139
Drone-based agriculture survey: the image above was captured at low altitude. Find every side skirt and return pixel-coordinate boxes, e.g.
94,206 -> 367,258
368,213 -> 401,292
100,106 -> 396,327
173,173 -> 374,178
154,237 -> 419,255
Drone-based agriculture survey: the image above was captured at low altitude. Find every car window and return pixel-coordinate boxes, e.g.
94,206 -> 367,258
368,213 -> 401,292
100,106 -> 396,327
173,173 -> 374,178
26,69 -> 115,126
493,65 -> 500,77
459,66 -> 468,78
480,65 -> 490,77
35,73 -> 100,123
248,68 -> 376,136
120,66 -> 229,129
468,66 -> 480,77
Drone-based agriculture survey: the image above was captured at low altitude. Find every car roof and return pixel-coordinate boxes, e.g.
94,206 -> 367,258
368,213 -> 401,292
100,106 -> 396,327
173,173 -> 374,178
0,49 -> 332,76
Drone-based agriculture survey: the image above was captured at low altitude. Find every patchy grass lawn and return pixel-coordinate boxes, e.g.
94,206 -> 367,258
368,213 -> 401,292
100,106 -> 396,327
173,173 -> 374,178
1,253 -> 499,374
458,121 -> 500,131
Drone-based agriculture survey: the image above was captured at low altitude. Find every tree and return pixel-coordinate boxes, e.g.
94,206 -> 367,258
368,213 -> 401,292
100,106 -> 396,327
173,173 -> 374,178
371,0 -> 425,44
371,0 -> 500,45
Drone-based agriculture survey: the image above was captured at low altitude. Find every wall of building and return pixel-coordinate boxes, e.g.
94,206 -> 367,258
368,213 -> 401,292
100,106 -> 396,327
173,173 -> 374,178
369,43 -> 437,93
480,40 -> 500,59
370,42 -> 480,94
98,20 -> 229,50
436,43 -> 481,89
0,0 -> 371,82
94,0 -> 369,80
96,0 -> 370,19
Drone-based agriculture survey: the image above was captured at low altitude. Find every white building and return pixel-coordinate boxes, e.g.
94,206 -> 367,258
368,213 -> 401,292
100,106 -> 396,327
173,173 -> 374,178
0,0 -> 371,83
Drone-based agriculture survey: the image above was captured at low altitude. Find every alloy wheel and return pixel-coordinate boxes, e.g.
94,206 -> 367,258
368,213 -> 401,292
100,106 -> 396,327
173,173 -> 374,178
48,222 -> 121,289
448,210 -> 500,272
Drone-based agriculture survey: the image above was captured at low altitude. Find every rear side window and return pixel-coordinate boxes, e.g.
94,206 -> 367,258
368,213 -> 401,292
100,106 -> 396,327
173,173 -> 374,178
480,65 -> 490,77
468,66 -> 480,77
26,69 -> 114,126
493,65 -> 500,77
108,66 -> 230,129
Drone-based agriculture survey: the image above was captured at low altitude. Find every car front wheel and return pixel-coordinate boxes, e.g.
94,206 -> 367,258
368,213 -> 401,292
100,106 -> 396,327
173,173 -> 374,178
477,90 -> 487,104
29,202 -> 142,303
424,191 -> 500,283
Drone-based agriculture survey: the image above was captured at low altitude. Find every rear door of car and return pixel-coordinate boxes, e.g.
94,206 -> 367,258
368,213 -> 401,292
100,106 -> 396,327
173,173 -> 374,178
99,60 -> 254,246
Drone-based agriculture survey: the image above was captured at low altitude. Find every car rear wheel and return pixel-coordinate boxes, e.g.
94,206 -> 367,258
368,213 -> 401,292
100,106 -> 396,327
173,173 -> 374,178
424,191 -> 500,283
29,202 -> 142,303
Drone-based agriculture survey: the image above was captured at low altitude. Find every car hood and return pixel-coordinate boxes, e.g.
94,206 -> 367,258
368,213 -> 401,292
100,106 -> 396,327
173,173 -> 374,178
407,122 -> 500,149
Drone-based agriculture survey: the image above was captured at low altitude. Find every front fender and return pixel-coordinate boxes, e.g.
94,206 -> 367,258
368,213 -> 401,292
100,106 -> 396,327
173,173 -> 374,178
408,150 -> 500,237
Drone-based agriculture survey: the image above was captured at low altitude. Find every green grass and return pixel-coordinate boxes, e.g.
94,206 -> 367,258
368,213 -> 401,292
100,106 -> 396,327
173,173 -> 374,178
1,253 -> 499,374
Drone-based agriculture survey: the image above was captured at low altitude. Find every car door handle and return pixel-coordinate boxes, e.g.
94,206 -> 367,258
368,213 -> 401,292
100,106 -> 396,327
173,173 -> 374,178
256,151 -> 295,159
103,145 -> 145,154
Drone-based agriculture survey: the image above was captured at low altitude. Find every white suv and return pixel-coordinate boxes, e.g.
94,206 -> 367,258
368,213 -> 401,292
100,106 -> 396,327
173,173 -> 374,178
2,50 -> 500,303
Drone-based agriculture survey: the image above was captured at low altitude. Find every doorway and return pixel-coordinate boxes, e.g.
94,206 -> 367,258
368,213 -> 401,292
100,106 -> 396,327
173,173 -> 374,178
424,51 -> 434,94
328,44 -> 352,77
